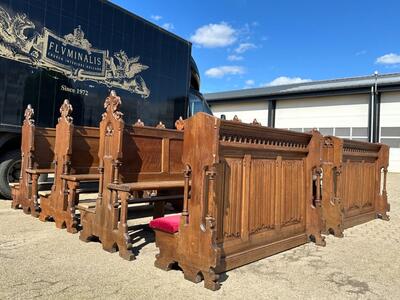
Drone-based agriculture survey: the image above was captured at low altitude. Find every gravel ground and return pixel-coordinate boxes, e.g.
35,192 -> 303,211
0,173 -> 399,300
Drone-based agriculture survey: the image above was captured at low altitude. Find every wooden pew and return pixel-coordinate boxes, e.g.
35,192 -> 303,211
76,91 -> 184,260
321,136 -> 390,236
11,105 -> 56,217
39,100 -> 100,233
150,112 -> 326,290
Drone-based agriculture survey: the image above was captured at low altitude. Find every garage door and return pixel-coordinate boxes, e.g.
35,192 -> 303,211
275,94 -> 370,142
211,100 -> 269,126
380,92 -> 400,173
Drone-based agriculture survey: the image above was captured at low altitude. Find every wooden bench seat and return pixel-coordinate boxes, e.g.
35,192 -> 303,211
77,199 -> 97,212
11,105 -> 56,217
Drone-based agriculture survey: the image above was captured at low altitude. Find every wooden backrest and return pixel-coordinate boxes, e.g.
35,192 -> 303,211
178,112 -> 324,271
119,125 -> 183,182
70,126 -> 100,175
33,128 -> 56,169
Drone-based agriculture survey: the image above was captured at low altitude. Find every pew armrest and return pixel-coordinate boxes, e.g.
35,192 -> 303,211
26,168 -> 54,175
107,180 -> 185,193
61,174 -> 100,182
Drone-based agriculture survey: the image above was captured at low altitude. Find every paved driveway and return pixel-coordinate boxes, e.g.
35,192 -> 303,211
1,174 -> 399,299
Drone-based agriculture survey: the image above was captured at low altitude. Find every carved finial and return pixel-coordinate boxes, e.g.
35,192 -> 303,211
324,137 -> 333,147
232,115 -> 241,122
134,119 -> 144,127
102,90 -> 123,120
156,121 -> 166,129
59,99 -> 73,123
252,118 -> 261,126
175,116 -> 184,131
24,104 -> 35,125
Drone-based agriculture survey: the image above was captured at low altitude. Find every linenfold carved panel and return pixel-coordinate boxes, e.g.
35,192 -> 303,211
281,160 -> 305,226
340,161 -> 375,216
221,158 -> 243,240
249,159 -> 276,234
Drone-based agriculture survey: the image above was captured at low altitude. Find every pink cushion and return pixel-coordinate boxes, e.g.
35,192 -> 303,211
149,214 -> 181,234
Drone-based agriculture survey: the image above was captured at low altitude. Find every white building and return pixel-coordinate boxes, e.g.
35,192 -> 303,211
205,73 -> 400,172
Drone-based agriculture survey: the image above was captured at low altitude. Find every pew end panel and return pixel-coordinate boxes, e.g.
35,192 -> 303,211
376,144 -> 390,221
321,136 -> 345,238
39,100 -> 101,233
11,105 -> 35,211
11,104 -> 56,216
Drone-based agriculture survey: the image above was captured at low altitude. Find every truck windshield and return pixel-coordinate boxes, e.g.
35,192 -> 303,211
188,89 -> 213,116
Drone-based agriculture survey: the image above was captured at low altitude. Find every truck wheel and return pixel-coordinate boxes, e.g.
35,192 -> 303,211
0,150 -> 21,199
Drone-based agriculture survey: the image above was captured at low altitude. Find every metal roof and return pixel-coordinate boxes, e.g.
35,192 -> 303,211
205,73 -> 400,102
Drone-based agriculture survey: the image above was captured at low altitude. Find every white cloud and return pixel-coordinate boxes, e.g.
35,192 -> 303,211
205,66 -> 245,78
243,79 -> 255,89
162,23 -> 175,31
235,42 -> 257,54
190,22 -> 237,48
263,76 -> 312,86
355,50 -> 367,56
151,15 -> 163,21
227,54 -> 244,61
376,53 -> 400,65
245,79 -> 255,86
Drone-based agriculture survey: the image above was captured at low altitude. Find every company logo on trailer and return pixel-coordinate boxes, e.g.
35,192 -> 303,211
0,6 -> 150,98
43,26 -> 107,79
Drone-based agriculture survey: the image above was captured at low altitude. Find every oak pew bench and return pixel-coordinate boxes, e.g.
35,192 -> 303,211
320,136 -> 390,237
74,91 -> 186,259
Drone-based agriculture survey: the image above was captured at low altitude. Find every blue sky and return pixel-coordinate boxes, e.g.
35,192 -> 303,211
111,0 -> 400,93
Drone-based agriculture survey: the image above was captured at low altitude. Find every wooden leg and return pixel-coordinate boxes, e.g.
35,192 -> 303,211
313,233 -> 326,246
10,185 -> 20,209
203,269 -> 221,291
30,174 -> 40,217
180,263 -> 203,284
65,181 -> 79,233
153,230 -> 178,270
117,192 -> 135,261
154,254 -> 175,271
79,211 -> 94,243
378,212 -> 390,221
117,233 -> 135,261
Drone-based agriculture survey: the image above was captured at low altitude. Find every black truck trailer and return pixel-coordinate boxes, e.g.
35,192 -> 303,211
0,0 -> 211,198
